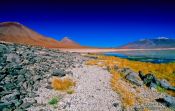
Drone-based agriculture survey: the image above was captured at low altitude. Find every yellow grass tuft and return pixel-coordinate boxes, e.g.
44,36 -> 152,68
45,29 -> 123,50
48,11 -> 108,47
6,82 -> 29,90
110,71 -> 136,108
51,77 -> 75,91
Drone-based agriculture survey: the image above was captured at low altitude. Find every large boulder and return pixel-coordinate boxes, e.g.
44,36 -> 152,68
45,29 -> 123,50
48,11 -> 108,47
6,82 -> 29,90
156,95 -> 175,110
160,79 -> 171,89
159,79 -> 175,91
125,72 -> 143,86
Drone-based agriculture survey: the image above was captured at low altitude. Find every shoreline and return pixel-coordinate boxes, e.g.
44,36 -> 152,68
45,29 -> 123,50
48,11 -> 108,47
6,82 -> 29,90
59,48 -> 175,53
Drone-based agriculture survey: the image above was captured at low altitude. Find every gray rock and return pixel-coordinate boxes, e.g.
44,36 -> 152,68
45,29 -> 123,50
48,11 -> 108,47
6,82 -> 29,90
120,68 -> 133,77
33,75 -> 42,81
1,91 -> 20,102
6,54 -> 21,63
14,108 -> 25,111
20,102 -> 33,109
0,91 -> 12,97
164,96 -> 175,108
0,44 -> 8,56
0,75 -> 6,82
22,82 -> 28,90
0,102 -> 12,111
17,75 -> 26,83
156,95 -> 175,110
160,79 -> 171,89
3,83 -> 16,91
168,86 -> 175,91
27,92 -> 38,98
51,69 -> 66,77
18,69 -> 27,75
125,72 -> 143,86
26,84 -> 33,92
11,99 -> 23,107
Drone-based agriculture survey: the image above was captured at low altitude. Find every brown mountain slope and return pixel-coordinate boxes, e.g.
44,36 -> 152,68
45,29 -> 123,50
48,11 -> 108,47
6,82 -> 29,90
0,22 -> 82,48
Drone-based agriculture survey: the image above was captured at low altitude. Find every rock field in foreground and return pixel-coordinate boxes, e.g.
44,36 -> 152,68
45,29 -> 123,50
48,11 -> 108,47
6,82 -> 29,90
0,42 -> 86,111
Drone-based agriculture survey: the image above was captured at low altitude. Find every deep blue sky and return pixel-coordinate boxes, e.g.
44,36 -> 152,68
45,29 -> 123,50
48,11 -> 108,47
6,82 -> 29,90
0,0 -> 175,47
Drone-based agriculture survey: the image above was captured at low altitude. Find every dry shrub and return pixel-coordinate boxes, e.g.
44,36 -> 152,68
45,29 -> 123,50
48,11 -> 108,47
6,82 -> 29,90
110,72 -> 136,108
51,77 -> 75,90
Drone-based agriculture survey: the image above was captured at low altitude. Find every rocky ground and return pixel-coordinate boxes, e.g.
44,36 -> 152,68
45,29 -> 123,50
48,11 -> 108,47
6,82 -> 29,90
0,41 -> 175,111
0,42 -> 86,111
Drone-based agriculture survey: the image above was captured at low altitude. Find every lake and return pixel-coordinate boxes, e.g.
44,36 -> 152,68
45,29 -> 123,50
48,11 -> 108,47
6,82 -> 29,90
104,50 -> 175,63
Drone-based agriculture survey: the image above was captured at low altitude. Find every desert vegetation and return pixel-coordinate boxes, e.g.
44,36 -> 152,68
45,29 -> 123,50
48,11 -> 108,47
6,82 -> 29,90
48,96 -> 60,107
86,54 -> 175,109
51,77 -> 75,91
86,54 -> 175,86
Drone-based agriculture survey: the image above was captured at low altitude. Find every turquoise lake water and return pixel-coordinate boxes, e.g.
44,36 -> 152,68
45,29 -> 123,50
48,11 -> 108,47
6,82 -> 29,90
104,50 -> 175,63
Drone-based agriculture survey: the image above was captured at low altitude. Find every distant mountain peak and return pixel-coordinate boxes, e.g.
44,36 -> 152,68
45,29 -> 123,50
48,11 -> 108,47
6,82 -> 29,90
139,39 -> 146,41
61,37 -> 75,43
61,37 -> 71,42
120,37 -> 175,49
60,36 -> 80,47
156,37 -> 169,39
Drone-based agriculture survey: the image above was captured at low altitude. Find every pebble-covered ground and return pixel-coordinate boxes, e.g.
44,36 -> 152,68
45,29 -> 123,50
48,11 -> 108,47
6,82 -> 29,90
59,65 -> 122,111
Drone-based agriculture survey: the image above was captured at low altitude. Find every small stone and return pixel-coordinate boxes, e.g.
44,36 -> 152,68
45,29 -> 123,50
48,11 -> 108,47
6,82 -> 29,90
11,99 -> 23,107
51,69 -> 66,77
20,102 -> 33,109
4,83 -> 16,91
0,102 -> 12,111
17,75 -> 26,83
33,75 -> 42,81
45,85 -> 52,89
14,108 -> 25,111
0,44 -> 8,56
113,103 -> 118,107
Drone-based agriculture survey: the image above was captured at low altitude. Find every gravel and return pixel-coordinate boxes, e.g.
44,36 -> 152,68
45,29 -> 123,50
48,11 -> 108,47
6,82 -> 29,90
59,65 -> 122,111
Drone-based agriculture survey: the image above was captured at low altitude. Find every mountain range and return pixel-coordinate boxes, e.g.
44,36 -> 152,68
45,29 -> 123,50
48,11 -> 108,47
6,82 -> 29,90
0,22 -> 82,48
0,22 -> 175,49
120,37 -> 175,49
